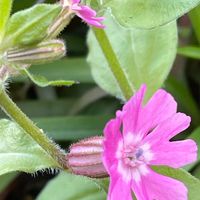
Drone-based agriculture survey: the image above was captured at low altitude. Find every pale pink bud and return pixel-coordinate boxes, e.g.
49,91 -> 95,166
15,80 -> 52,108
66,136 -> 108,178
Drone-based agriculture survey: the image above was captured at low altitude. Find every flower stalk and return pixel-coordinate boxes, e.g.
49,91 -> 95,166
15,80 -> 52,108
92,27 -> 134,100
0,86 -> 66,168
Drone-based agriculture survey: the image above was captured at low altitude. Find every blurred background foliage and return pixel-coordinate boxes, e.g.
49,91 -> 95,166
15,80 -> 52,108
1,0 -> 200,200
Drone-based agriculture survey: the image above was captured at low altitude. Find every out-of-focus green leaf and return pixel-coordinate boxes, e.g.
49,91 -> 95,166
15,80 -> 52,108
85,0 -> 105,11
34,115 -> 112,141
36,172 -> 106,200
1,4 -> 61,50
0,97 -> 118,118
68,87 -> 107,115
105,0 -> 200,28
8,99 -> 76,118
184,127 -> 200,171
12,0 -> 55,13
87,13 -> 177,100
0,119 -> 59,176
23,69 -> 75,87
192,163 -> 200,179
189,5 -> 200,44
178,46 -> 200,59
13,58 -> 93,83
0,0 -> 12,43
154,166 -> 200,200
0,172 -> 18,192
165,76 -> 200,126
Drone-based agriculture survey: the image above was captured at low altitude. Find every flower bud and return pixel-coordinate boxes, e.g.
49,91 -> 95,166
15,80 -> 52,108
66,136 -> 108,178
47,6 -> 74,39
6,40 -> 66,65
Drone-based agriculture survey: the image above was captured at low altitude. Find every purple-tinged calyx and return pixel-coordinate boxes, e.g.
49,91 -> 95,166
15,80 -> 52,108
66,136 -> 108,178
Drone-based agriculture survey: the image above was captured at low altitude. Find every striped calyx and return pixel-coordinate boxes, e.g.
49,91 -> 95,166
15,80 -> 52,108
67,136 -> 108,178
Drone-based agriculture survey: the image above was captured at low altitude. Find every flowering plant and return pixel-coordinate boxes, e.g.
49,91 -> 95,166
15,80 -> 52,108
0,0 -> 200,199
103,85 -> 197,199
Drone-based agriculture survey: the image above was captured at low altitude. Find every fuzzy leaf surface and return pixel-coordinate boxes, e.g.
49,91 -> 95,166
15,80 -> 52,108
1,4 -> 61,50
0,119 -> 59,176
105,0 -> 200,28
37,172 -> 106,200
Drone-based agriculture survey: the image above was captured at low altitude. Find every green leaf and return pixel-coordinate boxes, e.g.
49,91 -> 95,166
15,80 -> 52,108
1,4 -> 61,50
192,163 -> 200,179
13,58 -> 93,84
165,76 -> 200,126
189,5 -> 200,44
84,0 -> 104,11
0,172 -> 18,192
178,46 -> 200,59
36,172 -> 106,200
0,119 -> 59,176
34,115 -> 112,141
87,13 -> 177,100
105,0 -> 200,29
0,0 -> 12,43
153,166 -> 200,200
23,69 -> 75,87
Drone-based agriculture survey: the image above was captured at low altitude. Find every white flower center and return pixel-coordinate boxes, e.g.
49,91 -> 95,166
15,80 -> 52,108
116,132 -> 153,183
123,147 -> 144,167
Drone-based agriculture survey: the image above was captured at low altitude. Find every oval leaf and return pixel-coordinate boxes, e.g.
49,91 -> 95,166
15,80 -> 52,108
106,0 -> 200,28
0,119 -> 59,176
87,13 -> 177,100
36,172 -> 106,200
1,4 -> 61,50
0,0 -> 12,43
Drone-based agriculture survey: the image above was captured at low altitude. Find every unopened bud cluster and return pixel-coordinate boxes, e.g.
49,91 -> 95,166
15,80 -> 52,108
66,136 -> 108,178
6,40 -> 66,65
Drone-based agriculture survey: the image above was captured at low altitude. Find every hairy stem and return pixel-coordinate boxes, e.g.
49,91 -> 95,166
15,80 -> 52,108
92,28 -> 134,100
0,87 -> 65,168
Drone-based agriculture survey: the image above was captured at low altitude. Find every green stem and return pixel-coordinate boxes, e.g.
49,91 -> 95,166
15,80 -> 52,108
92,28 -> 134,100
0,87 -> 65,168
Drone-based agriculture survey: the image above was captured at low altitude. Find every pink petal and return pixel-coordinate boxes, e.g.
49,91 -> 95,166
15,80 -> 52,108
78,5 -> 97,17
71,0 -> 80,4
103,117 -> 122,173
132,169 -> 187,200
150,139 -> 197,168
71,4 -> 105,28
79,16 -> 105,28
108,174 -> 132,200
138,89 -> 177,136
121,84 -> 146,138
144,112 -> 191,144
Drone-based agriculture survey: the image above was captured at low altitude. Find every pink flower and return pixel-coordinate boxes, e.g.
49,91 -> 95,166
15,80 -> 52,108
103,84 -> 197,200
61,0 -> 105,28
